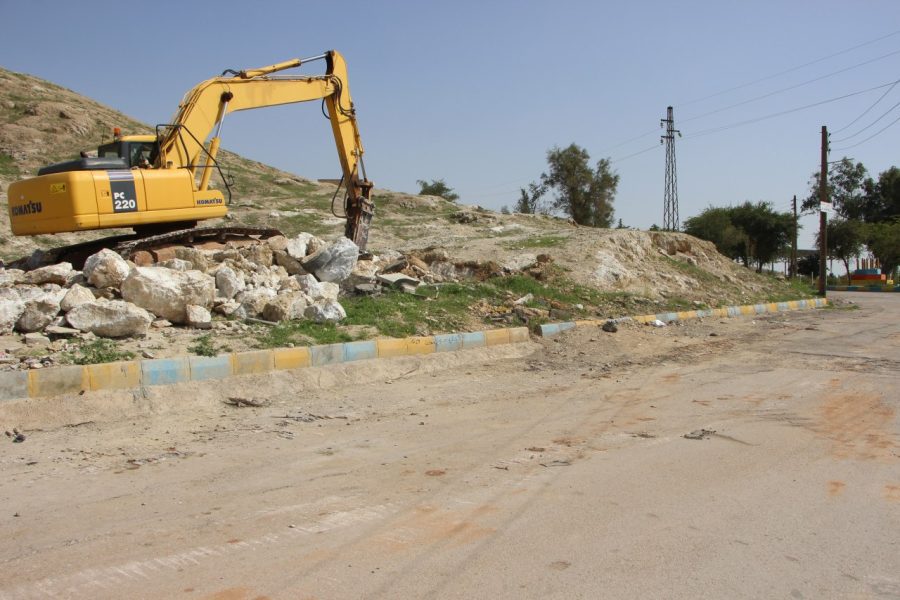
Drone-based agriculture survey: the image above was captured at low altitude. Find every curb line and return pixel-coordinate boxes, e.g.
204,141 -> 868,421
537,298 -> 830,338
0,326 -> 531,403
827,285 -> 900,293
0,297 -> 832,403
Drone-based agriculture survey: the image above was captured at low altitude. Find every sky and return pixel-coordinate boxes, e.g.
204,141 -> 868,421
2,0 -> 899,250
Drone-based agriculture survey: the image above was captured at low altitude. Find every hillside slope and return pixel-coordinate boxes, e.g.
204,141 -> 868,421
0,64 -> 801,310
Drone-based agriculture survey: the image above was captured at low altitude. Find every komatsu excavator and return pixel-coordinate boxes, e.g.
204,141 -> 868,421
6,50 -> 373,263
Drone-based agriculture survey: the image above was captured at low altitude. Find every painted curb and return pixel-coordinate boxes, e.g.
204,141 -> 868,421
4,326 -> 531,401
538,297 -> 830,337
827,285 -> 900,293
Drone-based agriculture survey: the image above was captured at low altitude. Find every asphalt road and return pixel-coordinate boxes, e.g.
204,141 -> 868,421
1,292 -> 898,599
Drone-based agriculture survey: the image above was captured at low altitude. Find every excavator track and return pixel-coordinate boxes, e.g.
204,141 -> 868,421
18,226 -> 283,270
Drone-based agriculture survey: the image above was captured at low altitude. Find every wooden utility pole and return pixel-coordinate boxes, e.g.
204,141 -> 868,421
818,126 -> 828,297
791,194 -> 798,278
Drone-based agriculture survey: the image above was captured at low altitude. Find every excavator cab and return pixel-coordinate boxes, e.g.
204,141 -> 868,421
97,136 -> 158,168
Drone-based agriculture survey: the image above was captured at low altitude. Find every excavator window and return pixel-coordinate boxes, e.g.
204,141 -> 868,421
97,141 -> 156,167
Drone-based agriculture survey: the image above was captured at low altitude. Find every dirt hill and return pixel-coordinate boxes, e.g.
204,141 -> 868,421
0,64 -> 801,314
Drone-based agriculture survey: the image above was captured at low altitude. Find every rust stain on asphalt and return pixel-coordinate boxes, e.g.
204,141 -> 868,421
376,505 -> 496,552
202,588 -> 271,600
819,392 -> 896,461
884,484 -> 900,502
827,481 -> 846,496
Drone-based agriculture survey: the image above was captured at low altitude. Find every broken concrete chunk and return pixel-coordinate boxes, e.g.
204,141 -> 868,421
377,273 -> 421,292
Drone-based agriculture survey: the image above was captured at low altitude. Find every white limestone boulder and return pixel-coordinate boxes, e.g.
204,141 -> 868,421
304,300 -> 346,323
60,284 -> 96,312
121,267 -> 215,323
23,262 -> 76,286
66,300 -> 153,338
15,292 -> 62,333
84,249 -> 131,289
215,266 -> 246,300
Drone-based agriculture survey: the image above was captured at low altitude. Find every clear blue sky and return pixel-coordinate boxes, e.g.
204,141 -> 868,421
2,0 -> 899,249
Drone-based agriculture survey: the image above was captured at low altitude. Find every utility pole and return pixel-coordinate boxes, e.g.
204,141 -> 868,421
791,195 -> 798,278
818,126 -> 828,297
661,106 -> 681,231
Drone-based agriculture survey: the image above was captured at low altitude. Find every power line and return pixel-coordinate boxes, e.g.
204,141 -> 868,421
831,79 -> 900,133
595,35 -> 900,156
831,97 -> 900,142
682,79 -> 900,140
832,111 -> 900,151
610,143 -> 659,163
679,48 -> 900,125
677,29 -> 900,108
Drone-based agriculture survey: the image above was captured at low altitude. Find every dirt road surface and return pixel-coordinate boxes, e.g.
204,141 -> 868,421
1,293 -> 898,599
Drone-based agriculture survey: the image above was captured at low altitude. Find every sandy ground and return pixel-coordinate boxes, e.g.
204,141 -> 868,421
0,292 -> 897,599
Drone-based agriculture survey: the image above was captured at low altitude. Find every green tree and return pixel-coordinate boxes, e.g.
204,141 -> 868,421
862,166 -> 900,223
729,201 -> 795,272
540,144 -> 619,227
866,218 -> 900,275
416,179 -> 459,202
818,218 -> 864,279
684,202 -> 794,272
515,181 -> 547,214
797,252 -> 820,278
802,157 -> 868,217
684,206 -> 747,261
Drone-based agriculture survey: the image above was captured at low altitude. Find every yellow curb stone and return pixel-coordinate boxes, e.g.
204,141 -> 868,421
273,347 -> 311,371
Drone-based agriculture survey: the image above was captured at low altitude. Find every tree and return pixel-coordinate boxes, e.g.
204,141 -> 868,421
416,179 -> 459,202
797,252 -> 820,277
862,166 -> 900,223
818,218 -> 863,279
729,201 -> 795,272
866,218 -> 900,275
540,144 -> 619,227
515,181 -> 547,214
802,157 -> 868,217
684,202 -> 794,272
684,206 -> 747,261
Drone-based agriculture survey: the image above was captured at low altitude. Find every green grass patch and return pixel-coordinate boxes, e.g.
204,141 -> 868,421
188,333 -> 231,357
62,339 -> 135,365
254,320 -> 356,348
502,234 -> 567,249
278,212 -> 332,237
765,277 -> 817,302
0,153 -> 19,178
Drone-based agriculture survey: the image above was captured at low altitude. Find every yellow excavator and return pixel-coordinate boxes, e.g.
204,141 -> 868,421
6,50 -> 373,263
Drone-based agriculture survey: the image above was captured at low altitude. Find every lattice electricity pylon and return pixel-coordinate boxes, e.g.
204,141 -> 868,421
660,106 -> 681,231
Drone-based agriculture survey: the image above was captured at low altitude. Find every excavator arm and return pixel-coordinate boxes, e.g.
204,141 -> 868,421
157,50 -> 373,249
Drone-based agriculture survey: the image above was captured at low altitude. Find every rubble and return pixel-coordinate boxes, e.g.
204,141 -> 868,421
65,300 -> 153,338
121,267 -> 215,324
83,248 -> 131,289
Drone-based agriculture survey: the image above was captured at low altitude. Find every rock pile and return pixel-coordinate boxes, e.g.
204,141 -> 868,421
0,231 -> 548,349
0,233 -> 370,340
